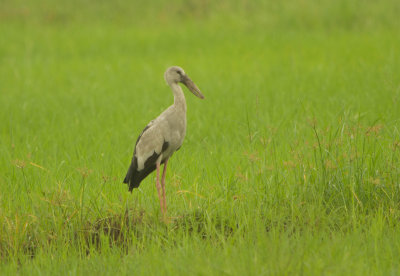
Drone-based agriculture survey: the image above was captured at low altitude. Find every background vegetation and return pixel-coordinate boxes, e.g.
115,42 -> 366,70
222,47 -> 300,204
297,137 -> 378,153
1,0 -> 400,274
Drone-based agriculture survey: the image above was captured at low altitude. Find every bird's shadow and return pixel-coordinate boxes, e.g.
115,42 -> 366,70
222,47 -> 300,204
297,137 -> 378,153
168,210 -> 234,238
82,208 -> 234,250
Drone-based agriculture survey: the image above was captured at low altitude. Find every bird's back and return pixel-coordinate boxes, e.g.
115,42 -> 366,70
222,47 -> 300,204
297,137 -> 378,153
123,106 -> 186,190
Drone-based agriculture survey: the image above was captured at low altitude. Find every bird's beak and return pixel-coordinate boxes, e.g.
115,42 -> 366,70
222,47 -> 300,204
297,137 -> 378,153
182,75 -> 205,99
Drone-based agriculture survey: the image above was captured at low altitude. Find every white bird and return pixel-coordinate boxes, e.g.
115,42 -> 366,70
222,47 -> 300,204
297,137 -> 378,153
123,66 -> 204,216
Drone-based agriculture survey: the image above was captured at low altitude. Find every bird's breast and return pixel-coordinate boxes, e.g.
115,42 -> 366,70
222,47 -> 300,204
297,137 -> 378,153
150,107 -> 187,160
165,127 -> 185,153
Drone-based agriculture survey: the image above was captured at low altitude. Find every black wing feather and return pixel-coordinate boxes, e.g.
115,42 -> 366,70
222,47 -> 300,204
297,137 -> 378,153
123,124 -> 170,191
123,152 -> 159,191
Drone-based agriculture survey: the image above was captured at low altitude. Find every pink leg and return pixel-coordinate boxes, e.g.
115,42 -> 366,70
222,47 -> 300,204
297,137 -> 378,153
155,162 -> 165,215
161,159 -> 169,214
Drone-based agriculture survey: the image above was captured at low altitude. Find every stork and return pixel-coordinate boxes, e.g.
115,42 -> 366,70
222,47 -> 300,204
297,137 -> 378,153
123,66 -> 204,217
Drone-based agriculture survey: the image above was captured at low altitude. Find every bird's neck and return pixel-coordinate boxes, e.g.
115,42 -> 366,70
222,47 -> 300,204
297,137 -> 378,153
171,83 -> 187,113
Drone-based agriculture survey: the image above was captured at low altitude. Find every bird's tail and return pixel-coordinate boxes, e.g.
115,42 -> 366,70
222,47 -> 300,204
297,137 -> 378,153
123,163 -> 157,192
123,165 -> 135,192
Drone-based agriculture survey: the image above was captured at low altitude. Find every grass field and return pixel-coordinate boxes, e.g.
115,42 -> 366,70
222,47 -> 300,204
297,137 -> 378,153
1,0 -> 400,275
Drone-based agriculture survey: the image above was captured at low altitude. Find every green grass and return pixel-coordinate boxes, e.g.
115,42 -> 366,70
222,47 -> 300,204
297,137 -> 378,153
1,0 -> 400,274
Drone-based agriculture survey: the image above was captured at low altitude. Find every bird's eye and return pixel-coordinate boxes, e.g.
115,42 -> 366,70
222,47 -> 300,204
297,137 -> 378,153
177,71 -> 182,75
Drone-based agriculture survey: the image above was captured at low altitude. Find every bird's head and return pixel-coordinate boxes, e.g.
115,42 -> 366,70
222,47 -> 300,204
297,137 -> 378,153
164,66 -> 204,99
